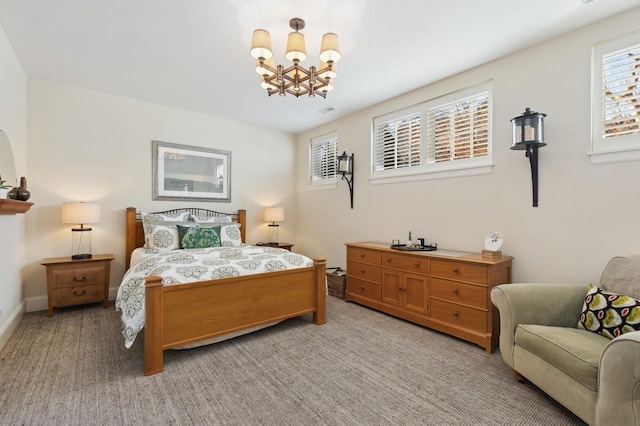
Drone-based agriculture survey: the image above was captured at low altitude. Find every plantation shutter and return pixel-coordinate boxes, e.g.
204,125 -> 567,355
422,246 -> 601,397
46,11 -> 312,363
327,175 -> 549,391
426,91 -> 489,163
601,43 -> 640,139
374,112 -> 421,171
310,133 -> 338,184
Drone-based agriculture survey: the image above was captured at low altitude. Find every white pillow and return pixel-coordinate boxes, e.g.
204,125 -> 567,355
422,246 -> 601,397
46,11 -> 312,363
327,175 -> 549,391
140,211 -> 190,251
191,214 -> 233,224
219,224 -> 243,247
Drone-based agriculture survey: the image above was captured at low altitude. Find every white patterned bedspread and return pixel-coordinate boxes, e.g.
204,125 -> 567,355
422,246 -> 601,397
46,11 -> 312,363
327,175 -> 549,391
115,245 -> 314,348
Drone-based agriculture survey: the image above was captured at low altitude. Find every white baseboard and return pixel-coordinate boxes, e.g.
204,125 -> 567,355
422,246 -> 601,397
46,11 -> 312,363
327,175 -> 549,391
0,301 -> 25,353
25,286 -> 119,313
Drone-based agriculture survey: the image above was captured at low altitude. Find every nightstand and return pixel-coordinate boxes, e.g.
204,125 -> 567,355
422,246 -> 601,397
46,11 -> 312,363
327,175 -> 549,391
41,254 -> 115,317
256,242 -> 294,252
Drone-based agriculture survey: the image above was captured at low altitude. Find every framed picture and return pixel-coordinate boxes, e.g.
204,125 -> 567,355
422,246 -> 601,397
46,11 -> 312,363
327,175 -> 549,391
152,140 -> 231,202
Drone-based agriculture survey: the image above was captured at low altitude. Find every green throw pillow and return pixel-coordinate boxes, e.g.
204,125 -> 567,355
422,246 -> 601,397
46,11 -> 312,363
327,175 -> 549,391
577,283 -> 640,339
177,224 -> 221,249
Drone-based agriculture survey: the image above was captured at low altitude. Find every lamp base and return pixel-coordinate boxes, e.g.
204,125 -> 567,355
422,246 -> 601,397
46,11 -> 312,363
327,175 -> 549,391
71,253 -> 93,260
268,223 -> 280,244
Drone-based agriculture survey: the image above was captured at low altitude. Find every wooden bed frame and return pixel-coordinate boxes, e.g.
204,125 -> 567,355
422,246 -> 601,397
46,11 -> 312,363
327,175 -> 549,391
124,207 -> 326,376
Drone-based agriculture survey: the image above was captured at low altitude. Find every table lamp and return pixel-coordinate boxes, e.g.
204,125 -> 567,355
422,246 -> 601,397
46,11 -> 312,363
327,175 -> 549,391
263,206 -> 284,244
61,202 -> 101,259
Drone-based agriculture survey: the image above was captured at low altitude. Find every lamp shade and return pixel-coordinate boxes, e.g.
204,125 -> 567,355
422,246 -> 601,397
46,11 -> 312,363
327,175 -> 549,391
263,206 -> 284,223
319,33 -> 341,63
285,31 -> 307,62
250,29 -> 273,60
61,202 -> 101,225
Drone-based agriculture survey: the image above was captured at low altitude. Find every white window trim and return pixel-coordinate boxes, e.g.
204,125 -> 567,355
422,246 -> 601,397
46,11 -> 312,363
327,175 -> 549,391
309,131 -> 338,189
590,30 -> 640,165
370,81 -> 493,182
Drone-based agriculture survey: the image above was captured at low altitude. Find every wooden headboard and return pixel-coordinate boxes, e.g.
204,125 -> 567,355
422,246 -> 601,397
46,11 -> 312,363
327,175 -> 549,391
125,207 -> 247,269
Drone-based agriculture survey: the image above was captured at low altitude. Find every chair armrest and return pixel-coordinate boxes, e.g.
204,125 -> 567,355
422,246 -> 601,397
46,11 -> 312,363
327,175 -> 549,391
596,332 -> 640,426
490,283 -> 588,368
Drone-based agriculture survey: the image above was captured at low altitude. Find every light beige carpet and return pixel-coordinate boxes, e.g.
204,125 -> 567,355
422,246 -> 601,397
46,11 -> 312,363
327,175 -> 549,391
0,296 -> 584,425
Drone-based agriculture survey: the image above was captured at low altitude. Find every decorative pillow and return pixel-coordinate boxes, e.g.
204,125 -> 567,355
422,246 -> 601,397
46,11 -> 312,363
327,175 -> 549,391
577,283 -> 640,339
140,211 -> 190,251
177,224 -> 221,249
219,224 -> 242,247
191,214 -> 233,224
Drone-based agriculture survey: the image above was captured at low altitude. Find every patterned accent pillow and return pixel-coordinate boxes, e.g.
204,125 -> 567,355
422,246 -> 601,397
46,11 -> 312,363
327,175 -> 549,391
219,224 -> 242,247
179,225 -> 221,249
577,283 -> 640,339
140,211 -> 190,251
191,214 -> 233,224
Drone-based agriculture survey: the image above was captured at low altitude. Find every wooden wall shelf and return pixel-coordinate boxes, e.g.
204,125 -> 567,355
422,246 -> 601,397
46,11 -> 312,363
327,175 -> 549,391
0,198 -> 33,215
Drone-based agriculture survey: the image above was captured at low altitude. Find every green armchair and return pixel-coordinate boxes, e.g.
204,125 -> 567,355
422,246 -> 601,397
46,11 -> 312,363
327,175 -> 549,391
491,256 -> 640,426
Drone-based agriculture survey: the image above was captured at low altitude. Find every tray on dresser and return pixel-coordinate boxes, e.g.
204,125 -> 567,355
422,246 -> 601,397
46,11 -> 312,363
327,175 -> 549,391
390,243 -> 438,252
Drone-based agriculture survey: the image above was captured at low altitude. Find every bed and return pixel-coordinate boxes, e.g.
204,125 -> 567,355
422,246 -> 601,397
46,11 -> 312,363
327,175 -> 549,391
119,207 -> 326,376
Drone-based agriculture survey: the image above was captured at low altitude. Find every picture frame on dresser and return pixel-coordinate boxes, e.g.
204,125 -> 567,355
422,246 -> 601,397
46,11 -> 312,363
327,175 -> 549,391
152,140 -> 231,202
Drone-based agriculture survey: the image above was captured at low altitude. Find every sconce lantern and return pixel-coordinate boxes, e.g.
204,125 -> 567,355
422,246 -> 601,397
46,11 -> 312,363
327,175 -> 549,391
510,108 -> 547,207
337,151 -> 354,209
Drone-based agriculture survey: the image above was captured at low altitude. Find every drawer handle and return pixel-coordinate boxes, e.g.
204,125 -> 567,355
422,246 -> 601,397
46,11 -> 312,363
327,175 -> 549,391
414,262 -> 420,267
452,267 -> 459,273
452,288 -> 459,294
360,269 -> 365,273
453,311 -> 459,317
73,276 -> 87,283
386,257 -> 391,262
360,253 -> 365,258
73,289 -> 86,297
360,285 -> 365,290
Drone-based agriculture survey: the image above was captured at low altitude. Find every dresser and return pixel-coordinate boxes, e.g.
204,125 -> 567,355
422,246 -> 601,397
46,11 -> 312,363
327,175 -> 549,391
41,254 -> 115,317
346,242 -> 512,353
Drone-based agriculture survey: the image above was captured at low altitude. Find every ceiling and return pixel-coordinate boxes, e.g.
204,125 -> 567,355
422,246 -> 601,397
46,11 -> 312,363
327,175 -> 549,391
0,0 -> 638,134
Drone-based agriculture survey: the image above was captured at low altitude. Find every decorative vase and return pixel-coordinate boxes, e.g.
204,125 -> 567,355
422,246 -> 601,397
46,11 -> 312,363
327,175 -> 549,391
16,176 -> 30,201
7,186 -> 18,199
0,188 -> 7,198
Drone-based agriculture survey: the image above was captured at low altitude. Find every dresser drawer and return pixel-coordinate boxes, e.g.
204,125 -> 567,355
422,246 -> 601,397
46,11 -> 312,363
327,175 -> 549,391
347,261 -> 380,283
52,266 -> 105,288
430,260 -> 487,284
347,247 -> 381,265
380,252 -> 428,274
430,299 -> 486,333
430,278 -> 487,309
347,277 -> 381,301
54,284 -> 104,306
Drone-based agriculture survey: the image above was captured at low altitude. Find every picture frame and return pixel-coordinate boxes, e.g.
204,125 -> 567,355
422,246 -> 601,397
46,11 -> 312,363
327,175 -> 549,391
152,140 -> 231,202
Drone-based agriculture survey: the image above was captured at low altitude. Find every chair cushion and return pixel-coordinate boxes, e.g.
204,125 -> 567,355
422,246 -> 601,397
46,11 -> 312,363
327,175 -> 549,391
577,283 -> 640,339
515,324 -> 608,391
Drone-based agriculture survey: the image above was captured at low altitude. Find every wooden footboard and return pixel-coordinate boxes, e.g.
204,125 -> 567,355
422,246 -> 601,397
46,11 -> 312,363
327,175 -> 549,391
144,258 -> 327,376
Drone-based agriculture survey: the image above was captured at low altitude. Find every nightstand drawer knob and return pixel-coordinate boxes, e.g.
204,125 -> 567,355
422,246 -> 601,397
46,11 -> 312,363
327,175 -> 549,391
73,289 -> 87,297
73,276 -> 87,283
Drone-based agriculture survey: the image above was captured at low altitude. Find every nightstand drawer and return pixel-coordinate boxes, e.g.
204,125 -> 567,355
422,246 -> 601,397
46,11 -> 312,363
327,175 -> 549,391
52,266 -> 105,288
430,260 -> 487,284
54,284 -> 103,306
347,261 -> 380,283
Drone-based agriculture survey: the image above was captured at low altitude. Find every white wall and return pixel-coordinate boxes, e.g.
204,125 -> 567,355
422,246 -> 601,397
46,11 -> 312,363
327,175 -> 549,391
0,24 -> 27,348
295,8 -> 640,285
23,79 -> 297,307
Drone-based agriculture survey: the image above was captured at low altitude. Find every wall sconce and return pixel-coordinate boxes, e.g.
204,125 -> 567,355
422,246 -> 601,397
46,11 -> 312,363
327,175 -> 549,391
61,202 -> 101,259
510,108 -> 547,207
337,151 -> 354,209
263,206 -> 284,244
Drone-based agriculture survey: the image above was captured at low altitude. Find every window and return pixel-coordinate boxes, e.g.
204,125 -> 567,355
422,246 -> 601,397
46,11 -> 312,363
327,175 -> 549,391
372,82 -> 492,182
591,31 -> 640,164
310,132 -> 338,187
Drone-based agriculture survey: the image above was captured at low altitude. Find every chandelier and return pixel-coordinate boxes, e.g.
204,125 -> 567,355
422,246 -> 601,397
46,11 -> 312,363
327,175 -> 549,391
250,18 -> 341,98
